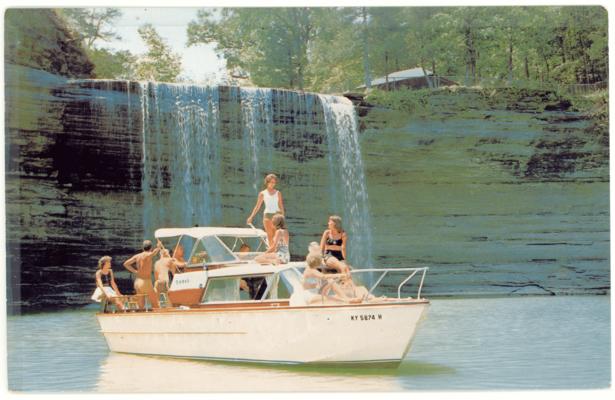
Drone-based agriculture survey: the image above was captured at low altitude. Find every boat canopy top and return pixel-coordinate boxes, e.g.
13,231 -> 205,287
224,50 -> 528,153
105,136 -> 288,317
155,227 -> 267,240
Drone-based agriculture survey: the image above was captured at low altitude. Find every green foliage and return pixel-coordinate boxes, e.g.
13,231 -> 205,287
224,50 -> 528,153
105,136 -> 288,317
57,8 -> 122,49
135,24 -> 182,82
187,6 -> 607,92
365,88 -> 431,113
187,8 -> 316,89
86,48 -> 137,79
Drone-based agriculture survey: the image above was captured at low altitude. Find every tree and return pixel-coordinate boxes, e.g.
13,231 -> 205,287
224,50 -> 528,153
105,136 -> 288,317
187,8 -> 317,89
86,48 -> 137,79
59,8 -> 122,49
135,24 -> 182,82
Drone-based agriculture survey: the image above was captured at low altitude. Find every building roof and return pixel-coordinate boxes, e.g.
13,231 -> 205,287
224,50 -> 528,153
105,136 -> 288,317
358,67 -> 433,88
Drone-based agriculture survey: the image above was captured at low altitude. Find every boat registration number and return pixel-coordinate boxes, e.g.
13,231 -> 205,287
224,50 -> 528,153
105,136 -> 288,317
350,314 -> 382,321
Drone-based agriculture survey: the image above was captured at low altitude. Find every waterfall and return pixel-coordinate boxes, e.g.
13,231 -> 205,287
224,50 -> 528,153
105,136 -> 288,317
319,94 -> 374,269
140,82 -> 221,237
239,87 -> 274,193
138,83 -> 372,267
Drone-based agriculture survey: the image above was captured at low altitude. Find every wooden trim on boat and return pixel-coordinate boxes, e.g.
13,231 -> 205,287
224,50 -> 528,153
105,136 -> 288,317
97,299 -> 429,317
167,288 -> 204,306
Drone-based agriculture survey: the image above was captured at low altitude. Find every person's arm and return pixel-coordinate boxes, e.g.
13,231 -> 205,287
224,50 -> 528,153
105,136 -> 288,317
278,191 -> 285,215
266,230 -> 280,253
95,270 -> 105,291
173,258 -> 187,270
171,258 -> 184,274
341,232 -> 348,260
150,240 -> 162,257
247,192 -> 264,224
109,270 -> 122,296
308,267 -> 342,281
320,230 -> 329,254
123,255 -> 139,274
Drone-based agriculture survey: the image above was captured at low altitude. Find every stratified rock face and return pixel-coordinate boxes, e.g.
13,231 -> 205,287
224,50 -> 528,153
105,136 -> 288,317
5,63 -> 610,313
4,9 -> 94,78
5,65 -> 375,312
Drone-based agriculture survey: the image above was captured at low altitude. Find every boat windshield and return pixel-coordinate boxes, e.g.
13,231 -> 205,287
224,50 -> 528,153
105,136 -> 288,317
188,235 -> 238,266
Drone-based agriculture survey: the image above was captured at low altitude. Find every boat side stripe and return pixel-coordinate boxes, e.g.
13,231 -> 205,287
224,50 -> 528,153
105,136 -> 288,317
97,300 -> 429,317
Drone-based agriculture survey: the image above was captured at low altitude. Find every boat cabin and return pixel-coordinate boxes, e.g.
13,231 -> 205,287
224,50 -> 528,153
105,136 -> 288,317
155,227 -> 304,308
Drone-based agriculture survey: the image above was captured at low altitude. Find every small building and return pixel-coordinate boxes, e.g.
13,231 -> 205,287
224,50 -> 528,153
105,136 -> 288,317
358,67 -> 457,91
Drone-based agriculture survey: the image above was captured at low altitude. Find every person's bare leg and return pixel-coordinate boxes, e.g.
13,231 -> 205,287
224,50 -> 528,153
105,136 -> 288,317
255,253 -> 277,264
134,280 -> 145,309
112,297 -> 125,310
263,218 -> 275,248
148,288 -> 160,309
328,282 -> 362,303
325,257 -> 349,274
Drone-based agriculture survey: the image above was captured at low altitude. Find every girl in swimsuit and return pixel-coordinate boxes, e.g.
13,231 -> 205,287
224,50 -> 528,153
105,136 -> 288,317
254,214 -> 290,265
320,215 -> 350,274
246,173 -> 286,248
92,256 -> 124,310
302,252 -> 361,304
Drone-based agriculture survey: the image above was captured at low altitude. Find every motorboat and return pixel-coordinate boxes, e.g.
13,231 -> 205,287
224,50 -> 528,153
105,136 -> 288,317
96,226 -> 430,365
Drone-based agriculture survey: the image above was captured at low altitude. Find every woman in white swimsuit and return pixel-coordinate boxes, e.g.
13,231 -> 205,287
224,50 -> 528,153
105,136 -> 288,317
246,173 -> 285,248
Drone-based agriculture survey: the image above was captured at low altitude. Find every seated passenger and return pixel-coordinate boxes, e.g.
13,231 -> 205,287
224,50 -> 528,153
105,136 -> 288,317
255,214 -> 290,265
92,256 -> 124,310
300,253 -> 361,305
320,215 -> 351,274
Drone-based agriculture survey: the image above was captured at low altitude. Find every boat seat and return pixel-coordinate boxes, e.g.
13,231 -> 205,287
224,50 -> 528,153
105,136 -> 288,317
122,295 -> 140,311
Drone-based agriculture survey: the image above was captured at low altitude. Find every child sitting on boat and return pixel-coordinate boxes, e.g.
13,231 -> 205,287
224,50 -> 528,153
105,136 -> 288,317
254,214 -> 290,265
297,251 -> 361,305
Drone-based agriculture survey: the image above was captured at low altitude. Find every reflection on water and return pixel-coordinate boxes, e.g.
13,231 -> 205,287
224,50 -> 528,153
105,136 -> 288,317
96,353 -> 424,392
7,296 -> 610,392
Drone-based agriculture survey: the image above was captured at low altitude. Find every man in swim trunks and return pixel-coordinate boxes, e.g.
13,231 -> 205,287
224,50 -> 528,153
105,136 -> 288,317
123,239 -> 162,309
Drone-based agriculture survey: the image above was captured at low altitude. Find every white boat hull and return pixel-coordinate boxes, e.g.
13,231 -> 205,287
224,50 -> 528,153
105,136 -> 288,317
97,302 -> 429,364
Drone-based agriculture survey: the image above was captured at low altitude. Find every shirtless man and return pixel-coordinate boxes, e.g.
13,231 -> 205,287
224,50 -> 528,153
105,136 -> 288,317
154,249 -> 186,294
123,239 -> 162,309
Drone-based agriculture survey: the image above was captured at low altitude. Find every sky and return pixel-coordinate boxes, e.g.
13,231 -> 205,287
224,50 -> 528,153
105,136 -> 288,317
98,7 -> 227,83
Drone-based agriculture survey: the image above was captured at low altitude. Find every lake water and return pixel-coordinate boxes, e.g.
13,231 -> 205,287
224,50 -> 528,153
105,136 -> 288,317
7,296 -> 610,392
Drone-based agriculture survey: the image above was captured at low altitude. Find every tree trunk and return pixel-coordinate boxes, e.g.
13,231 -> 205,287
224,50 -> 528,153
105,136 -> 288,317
361,7 -> 371,89
543,55 -> 550,81
384,51 -> 389,89
464,26 -> 477,85
524,56 -> 530,79
507,32 -> 513,85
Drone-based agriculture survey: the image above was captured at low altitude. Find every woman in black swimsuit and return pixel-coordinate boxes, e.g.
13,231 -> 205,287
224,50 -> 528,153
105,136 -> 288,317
319,215 -> 350,274
93,256 -> 124,310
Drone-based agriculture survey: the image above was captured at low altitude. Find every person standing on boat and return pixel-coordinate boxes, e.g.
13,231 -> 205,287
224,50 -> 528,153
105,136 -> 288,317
254,214 -> 290,265
123,239 -> 162,309
320,215 -> 350,274
246,173 -> 285,248
92,256 -> 124,310
154,248 -> 185,295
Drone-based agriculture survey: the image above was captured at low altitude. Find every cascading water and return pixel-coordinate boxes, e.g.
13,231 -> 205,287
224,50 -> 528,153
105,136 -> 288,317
139,82 -> 372,268
140,82 -> 221,237
239,87 -> 274,193
319,94 -> 374,269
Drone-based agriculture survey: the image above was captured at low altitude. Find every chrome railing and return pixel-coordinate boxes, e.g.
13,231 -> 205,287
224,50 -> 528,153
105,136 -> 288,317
349,267 -> 428,300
